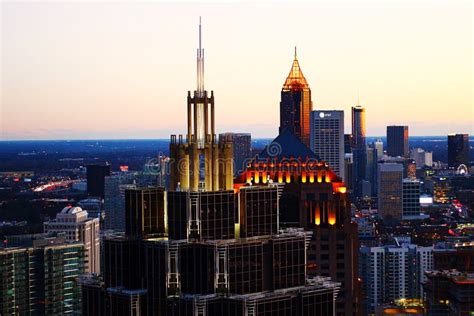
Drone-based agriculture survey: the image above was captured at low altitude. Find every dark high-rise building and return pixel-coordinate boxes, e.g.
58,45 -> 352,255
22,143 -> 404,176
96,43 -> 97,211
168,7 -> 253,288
366,146 -> 378,197
167,190 -> 236,241
83,20 -> 341,316
236,132 -> 362,316
279,48 -> 312,147
351,105 -> 367,198
448,133 -> 470,169
344,133 -> 353,154
378,163 -> 403,219
433,245 -> 474,272
107,288 -> 147,316
352,105 -> 366,147
125,187 -> 166,238
103,237 -> 144,290
238,185 -> 279,238
0,236 -> 84,315
424,270 -> 474,316
219,132 -> 252,176
87,163 -> 111,198
387,125 -> 409,157
80,275 -> 107,316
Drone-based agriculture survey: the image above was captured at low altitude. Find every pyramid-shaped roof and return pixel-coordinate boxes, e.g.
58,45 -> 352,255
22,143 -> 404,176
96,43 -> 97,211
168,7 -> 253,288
258,129 -> 318,160
282,49 -> 309,91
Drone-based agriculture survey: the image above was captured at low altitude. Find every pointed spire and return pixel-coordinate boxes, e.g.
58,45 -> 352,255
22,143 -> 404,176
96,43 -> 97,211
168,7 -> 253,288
196,17 -> 204,97
283,47 -> 309,91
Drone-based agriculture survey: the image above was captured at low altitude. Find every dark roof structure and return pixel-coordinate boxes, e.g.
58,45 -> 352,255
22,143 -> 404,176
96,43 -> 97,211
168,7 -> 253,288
257,129 -> 319,160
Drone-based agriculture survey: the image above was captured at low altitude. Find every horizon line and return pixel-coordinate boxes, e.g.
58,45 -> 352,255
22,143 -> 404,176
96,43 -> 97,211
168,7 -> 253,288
1,135 -> 472,142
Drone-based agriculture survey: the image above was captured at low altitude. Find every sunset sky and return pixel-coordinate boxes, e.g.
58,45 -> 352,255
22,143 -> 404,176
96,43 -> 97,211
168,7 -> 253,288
1,0 -> 472,140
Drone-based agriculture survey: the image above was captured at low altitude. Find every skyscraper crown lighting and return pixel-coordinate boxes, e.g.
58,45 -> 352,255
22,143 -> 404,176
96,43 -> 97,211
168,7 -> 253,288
282,47 -> 309,91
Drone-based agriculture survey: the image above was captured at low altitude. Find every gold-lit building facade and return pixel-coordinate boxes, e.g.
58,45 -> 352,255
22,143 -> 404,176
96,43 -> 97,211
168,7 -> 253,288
169,20 -> 233,192
279,49 -> 313,147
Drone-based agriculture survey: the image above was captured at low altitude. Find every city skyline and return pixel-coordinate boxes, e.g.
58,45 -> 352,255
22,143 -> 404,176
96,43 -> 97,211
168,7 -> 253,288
1,1 -> 472,140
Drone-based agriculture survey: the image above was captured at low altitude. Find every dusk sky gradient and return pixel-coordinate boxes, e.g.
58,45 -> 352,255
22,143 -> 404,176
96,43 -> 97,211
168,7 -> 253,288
1,0 -> 472,140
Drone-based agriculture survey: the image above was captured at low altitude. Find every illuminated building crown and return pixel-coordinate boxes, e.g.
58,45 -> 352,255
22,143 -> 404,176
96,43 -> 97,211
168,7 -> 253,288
282,47 -> 309,91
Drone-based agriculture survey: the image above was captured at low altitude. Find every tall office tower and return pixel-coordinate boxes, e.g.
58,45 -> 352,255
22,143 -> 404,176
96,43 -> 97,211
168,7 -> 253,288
87,163 -> 111,198
374,139 -> 383,159
310,110 -> 345,181
352,105 -> 367,197
344,134 -> 354,154
44,206 -> 100,273
366,146 -> 378,197
104,174 -> 137,231
344,153 -> 354,191
402,178 -> 421,219
219,132 -> 252,176
410,147 -> 434,169
360,243 -> 433,315
236,131 -> 361,316
387,125 -> 409,158
448,133 -> 470,169
0,236 -> 84,315
279,48 -> 312,147
169,20 -> 233,192
352,105 -> 366,148
378,163 -> 403,219
125,187 -> 166,238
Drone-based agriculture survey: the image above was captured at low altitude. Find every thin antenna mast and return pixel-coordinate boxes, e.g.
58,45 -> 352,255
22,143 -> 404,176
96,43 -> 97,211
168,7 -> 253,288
197,17 -> 204,97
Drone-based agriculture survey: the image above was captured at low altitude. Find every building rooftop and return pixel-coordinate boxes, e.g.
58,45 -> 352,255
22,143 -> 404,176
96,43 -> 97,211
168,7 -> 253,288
61,206 -> 83,214
282,48 -> 309,91
258,129 -> 317,161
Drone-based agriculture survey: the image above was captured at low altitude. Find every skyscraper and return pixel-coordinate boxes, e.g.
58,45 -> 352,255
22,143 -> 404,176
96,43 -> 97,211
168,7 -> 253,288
169,19 -> 233,192
410,147 -> 433,168
124,187 -> 166,239
366,145 -> 378,197
402,178 -> 422,219
310,110 -> 345,181
374,139 -> 383,159
104,173 -> 137,232
44,206 -> 100,273
219,132 -> 252,175
448,133 -> 470,169
352,105 -> 366,147
378,163 -> 403,219
86,163 -> 111,198
387,125 -> 409,158
360,243 -> 433,314
279,48 -> 312,147
352,105 -> 367,197
82,21 -> 341,316
236,132 -> 362,316
344,133 -> 354,154
0,236 -> 84,315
